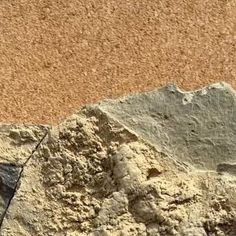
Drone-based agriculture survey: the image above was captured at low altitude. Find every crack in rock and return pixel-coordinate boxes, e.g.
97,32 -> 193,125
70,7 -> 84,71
0,125 -> 49,229
1,82 -> 236,235
97,82 -> 236,170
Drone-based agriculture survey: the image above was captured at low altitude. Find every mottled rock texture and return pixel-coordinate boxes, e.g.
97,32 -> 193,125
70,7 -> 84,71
1,83 -> 236,236
0,125 -> 49,225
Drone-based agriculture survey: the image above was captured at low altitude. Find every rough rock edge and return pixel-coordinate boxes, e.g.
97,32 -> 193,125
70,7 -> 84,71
95,81 -> 235,105
95,81 -> 236,170
1,82 -> 236,235
0,125 -> 50,227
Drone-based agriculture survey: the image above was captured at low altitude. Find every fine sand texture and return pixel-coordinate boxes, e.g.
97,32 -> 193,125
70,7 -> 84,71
0,0 -> 235,124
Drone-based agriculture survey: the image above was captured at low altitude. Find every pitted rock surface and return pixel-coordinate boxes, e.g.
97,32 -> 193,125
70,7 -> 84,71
0,124 -> 49,165
1,83 -> 236,235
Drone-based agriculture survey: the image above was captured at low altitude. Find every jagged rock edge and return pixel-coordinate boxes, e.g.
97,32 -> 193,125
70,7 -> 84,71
0,81 -> 235,234
96,82 -> 236,105
0,130 -> 50,228
87,105 -> 190,172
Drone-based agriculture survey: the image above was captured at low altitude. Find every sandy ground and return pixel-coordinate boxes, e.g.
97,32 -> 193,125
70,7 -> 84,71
0,0 -> 235,124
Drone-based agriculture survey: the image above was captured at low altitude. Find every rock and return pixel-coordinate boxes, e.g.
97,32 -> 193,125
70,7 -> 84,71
2,83 -> 236,235
0,163 -> 21,224
0,124 -> 49,165
0,124 -> 49,227
97,82 -> 236,170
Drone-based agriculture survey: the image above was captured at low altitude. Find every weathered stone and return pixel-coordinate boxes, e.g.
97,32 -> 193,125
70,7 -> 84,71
0,124 -> 49,165
0,124 -> 49,228
97,82 -> 236,170
2,83 -> 236,235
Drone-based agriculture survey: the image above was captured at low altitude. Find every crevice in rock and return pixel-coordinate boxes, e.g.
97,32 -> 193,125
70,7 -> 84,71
0,130 -> 49,228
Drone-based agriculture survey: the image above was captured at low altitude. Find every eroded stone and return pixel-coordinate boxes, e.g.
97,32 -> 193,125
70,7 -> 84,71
1,83 -> 236,235
97,82 -> 236,170
0,124 -> 49,228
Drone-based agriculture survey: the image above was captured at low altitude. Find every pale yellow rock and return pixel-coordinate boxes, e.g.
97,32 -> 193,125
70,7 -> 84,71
1,107 -> 236,236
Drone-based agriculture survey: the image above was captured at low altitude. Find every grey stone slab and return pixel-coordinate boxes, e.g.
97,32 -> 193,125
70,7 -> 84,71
2,87 -> 236,235
96,82 -> 236,170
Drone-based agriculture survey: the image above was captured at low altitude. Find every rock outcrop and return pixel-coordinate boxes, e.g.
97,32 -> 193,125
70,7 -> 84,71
1,82 -> 236,235
0,124 -> 49,225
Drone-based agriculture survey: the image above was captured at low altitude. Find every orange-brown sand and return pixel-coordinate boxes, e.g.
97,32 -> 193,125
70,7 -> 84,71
0,0 -> 235,124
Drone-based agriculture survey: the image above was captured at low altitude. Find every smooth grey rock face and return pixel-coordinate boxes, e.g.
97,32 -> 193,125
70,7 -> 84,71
97,82 -> 236,170
2,83 -> 236,236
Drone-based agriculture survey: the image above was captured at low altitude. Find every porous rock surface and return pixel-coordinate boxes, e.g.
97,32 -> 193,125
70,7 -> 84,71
1,82 -> 236,235
0,124 -> 49,224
